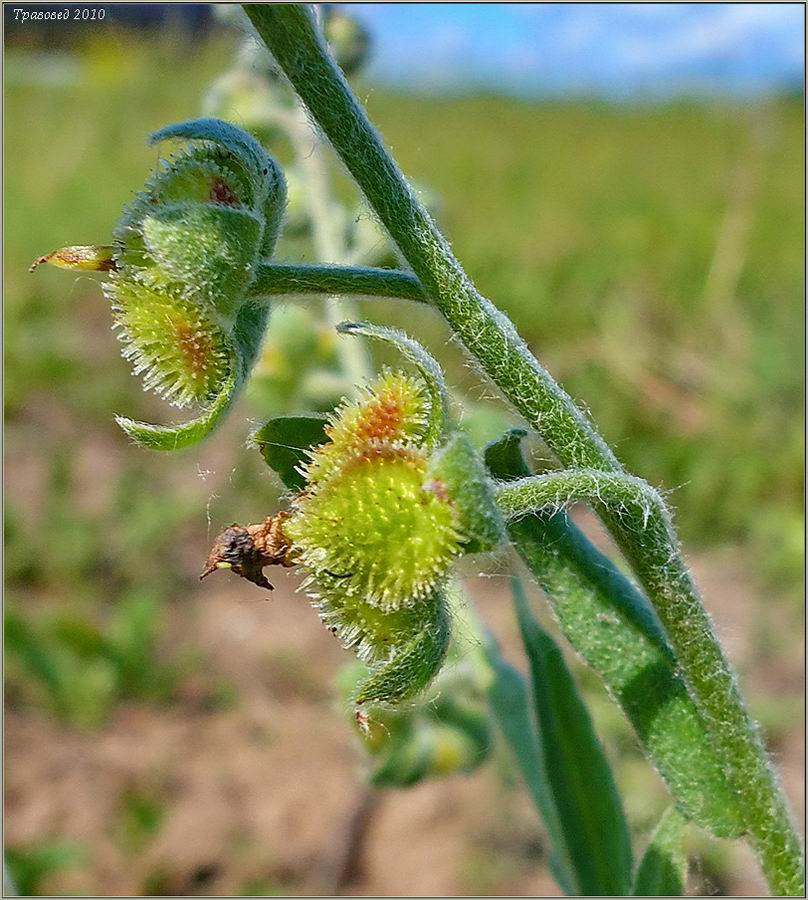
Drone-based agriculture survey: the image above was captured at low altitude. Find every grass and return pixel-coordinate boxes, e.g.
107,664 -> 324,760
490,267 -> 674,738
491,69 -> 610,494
5,841 -> 85,897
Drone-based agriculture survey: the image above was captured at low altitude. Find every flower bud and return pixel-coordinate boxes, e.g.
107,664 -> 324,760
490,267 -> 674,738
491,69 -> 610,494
337,655 -> 492,788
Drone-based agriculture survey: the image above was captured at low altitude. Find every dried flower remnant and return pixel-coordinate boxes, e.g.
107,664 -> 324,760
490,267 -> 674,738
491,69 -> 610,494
29,245 -> 117,273
200,512 -> 297,591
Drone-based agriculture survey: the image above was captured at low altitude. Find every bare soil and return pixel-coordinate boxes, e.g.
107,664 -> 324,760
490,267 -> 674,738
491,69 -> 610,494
5,522 -> 804,896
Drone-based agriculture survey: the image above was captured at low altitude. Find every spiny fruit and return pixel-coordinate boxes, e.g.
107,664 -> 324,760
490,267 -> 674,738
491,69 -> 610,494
32,118 -> 287,450
203,328 -> 506,711
301,370 -> 429,487
107,118 -> 285,411
288,445 -> 463,611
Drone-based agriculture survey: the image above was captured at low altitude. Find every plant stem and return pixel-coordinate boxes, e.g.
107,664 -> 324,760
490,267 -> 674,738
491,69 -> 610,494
485,431 -> 744,838
249,262 -> 426,304
252,5 -> 615,471
245,5 -> 803,892
497,472 -> 804,895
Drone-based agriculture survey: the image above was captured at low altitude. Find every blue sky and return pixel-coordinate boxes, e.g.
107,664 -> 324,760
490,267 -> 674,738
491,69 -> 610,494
344,4 -> 805,98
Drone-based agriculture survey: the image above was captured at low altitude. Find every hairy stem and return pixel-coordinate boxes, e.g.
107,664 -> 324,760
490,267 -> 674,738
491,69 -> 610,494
249,262 -> 426,303
497,472 -> 803,894
249,4 -> 615,471
245,5 -> 803,892
485,431 -> 744,838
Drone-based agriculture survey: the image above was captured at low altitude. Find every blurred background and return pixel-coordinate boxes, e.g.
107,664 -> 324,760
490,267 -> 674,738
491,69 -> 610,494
4,3 -> 804,896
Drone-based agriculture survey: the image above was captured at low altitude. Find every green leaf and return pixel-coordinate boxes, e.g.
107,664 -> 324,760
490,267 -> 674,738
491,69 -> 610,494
5,610 -> 63,699
5,841 -> 84,897
485,430 -> 743,838
483,427 -> 531,480
633,807 -> 688,896
513,578 -> 633,896
336,321 -> 449,447
116,367 -> 240,452
252,414 -> 329,490
483,637 -> 576,895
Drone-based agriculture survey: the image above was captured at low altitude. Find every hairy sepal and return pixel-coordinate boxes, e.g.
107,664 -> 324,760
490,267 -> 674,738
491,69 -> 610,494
141,204 -> 263,320
338,656 -> 491,788
426,432 -> 505,554
116,367 -> 240,452
353,589 -> 451,708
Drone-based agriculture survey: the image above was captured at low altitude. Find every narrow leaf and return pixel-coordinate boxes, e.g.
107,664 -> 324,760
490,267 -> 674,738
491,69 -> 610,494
116,369 -> 240,452
483,427 -> 530,480
485,430 -> 743,838
336,321 -> 449,447
483,637 -> 576,895
633,807 -> 688,896
513,578 -> 633,896
5,611 -> 63,698
252,414 -> 329,490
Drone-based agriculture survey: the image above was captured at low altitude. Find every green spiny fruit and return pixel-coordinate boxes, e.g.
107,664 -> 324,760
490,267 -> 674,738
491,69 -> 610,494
108,119 -> 284,407
300,370 -> 430,487
287,447 -> 463,611
204,328 -> 504,711
110,278 -> 231,408
34,119 -> 287,449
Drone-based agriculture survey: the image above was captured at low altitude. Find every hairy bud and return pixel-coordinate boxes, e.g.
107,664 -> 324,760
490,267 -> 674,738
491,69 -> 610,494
338,656 -> 491,788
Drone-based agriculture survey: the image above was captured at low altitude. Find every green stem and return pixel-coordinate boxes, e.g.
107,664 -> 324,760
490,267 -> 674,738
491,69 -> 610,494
245,5 -> 803,892
497,472 -> 803,894
248,4 -> 614,470
485,430 -> 744,839
249,262 -> 426,304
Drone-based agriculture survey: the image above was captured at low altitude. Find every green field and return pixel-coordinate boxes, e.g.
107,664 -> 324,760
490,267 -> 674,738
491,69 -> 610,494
4,29 -> 804,897
7,35 -> 803,576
